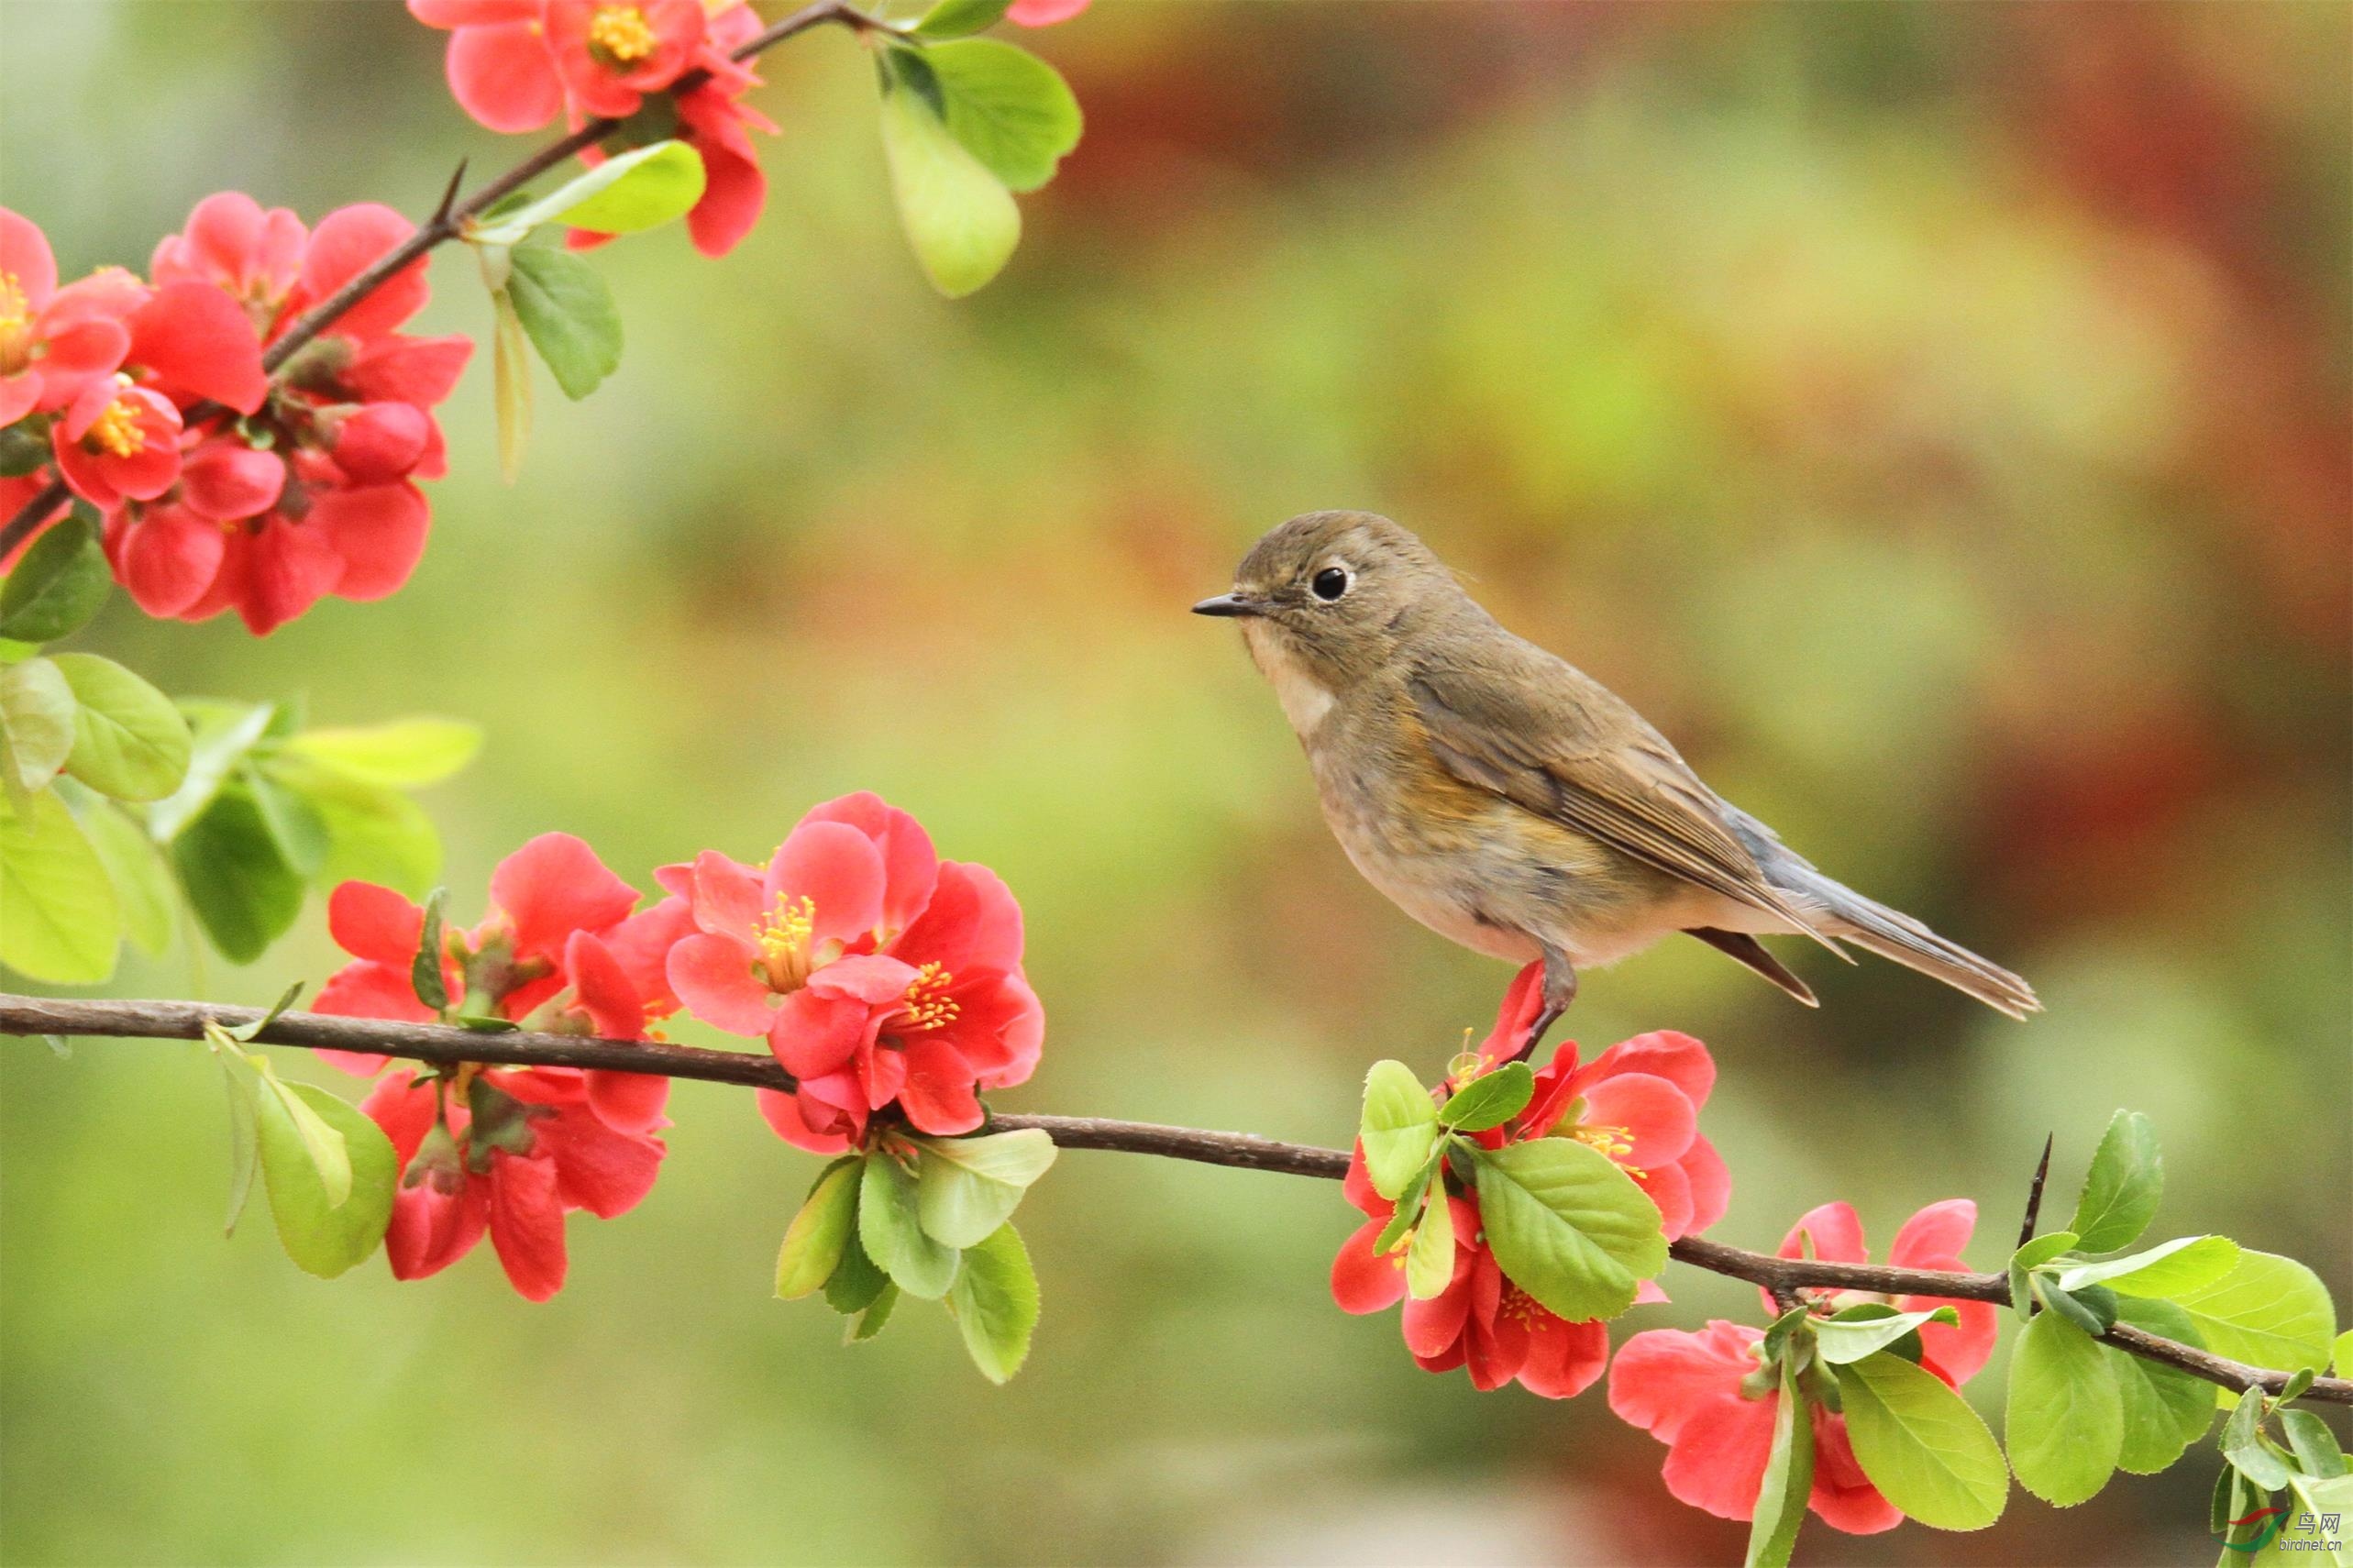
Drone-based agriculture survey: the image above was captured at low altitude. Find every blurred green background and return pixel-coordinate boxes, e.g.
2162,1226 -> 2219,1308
3,2 -> 2347,1563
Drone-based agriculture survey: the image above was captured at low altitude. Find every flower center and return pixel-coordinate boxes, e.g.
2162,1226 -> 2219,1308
1497,1282 -> 1543,1327
83,381 -> 146,458
893,962 -> 959,1032
588,6 -> 658,64
1570,1121 -> 1635,1161
756,892 -> 819,990
0,271 -> 28,372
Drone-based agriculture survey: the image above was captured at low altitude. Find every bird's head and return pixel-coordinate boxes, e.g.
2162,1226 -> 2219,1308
1193,510 -> 1462,691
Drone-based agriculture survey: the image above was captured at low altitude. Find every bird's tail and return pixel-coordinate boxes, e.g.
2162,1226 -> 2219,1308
1774,864 -> 2040,1021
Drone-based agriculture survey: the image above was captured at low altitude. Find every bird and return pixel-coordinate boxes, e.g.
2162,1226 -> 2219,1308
1194,510 -> 2038,1055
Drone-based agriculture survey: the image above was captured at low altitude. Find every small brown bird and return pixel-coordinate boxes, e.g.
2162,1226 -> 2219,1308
1196,511 -> 2038,1052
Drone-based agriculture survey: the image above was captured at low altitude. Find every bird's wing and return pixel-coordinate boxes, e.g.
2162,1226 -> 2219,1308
1406,648 -> 1838,945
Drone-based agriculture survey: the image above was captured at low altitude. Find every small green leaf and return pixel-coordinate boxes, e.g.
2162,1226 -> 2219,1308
857,1146 -> 961,1299
260,1069 -> 352,1207
2222,1388 -> 2294,1492
1359,1058 -> 1439,1200
2010,1229 -> 2079,1320
846,1280 -> 899,1342
1812,1305 -> 1961,1366
0,516 -> 109,642
412,887 -> 450,1013
491,284 -> 533,481
912,0 -> 1011,39
282,718 -> 481,789
1438,1061 -> 1533,1132
455,1014 -> 519,1032
2055,1235 -> 2239,1298
2068,1110 -> 2161,1254
2006,1309 -> 2124,1506
911,1127 -> 1057,1248
251,1076 -> 396,1278
947,1222 -> 1039,1383
1745,1354 -> 1816,1568
920,39 -> 1082,193
506,246 -> 624,401
238,763 -> 331,877
1405,1182 -> 1453,1300
2172,1251 -> 2338,1394
2281,1408 -> 2347,1480
0,784 -> 118,982
225,980 -> 304,1043
270,760 -> 442,896
2336,1330 -> 2352,1376
147,700 -> 275,841
776,1157 -> 862,1299
2108,1297 -> 2216,1472
0,655 -> 76,793
1374,1156 -> 1436,1254
878,59 -> 1021,299
60,787 -> 173,956
471,140 -> 707,243
823,1230 -> 889,1315
51,653 -> 191,801
170,788 -> 305,965
2283,1474 -> 2353,1549
1834,1352 -> 2008,1530
212,1042 -> 260,1236
1470,1138 -> 1666,1323
2038,1279 -> 2119,1336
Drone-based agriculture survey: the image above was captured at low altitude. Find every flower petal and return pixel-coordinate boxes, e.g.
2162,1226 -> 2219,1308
309,480 -> 429,601
298,204 -> 427,339
1779,1201 -> 1867,1266
768,819 -> 885,950
1331,1216 -> 1408,1314
1577,1070 -> 1697,1167
666,931 -> 773,1035
1887,1198 -> 1977,1272
1658,1391 -> 1780,1521
488,831 -> 639,961
1607,1321 -> 1759,1441
585,1069 -> 670,1137
485,1151 -> 568,1301
755,1087 -> 854,1155
127,282 -> 268,413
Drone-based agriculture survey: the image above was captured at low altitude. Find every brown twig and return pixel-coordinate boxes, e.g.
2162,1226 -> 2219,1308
5,991 -> 2346,1408
0,0 -> 885,563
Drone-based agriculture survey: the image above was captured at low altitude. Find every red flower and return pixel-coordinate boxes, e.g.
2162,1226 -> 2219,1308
1007,0 -> 1089,24
1609,1320 -> 1904,1534
545,0 -> 706,119
408,0 -> 567,133
662,793 -> 1044,1152
1,208 -> 132,425
361,1064 -> 663,1301
1331,1143 -> 1618,1398
315,833 -> 685,1136
52,375 -> 182,509
1771,1199 -> 1999,1387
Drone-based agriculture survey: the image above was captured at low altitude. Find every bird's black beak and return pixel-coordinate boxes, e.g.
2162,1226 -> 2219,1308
1191,592 -> 1263,618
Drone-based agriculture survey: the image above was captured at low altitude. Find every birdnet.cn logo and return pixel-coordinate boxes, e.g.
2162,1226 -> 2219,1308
2221,1506 -> 2345,1553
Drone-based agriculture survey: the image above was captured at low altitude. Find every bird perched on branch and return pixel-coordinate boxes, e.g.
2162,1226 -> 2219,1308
1195,511 -> 2038,1055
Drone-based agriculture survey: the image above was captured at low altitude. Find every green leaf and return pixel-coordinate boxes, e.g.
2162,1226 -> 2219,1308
2213,1463 -> 2273,1556
2222,1388 -> 2294,1492
170,788 -> 306,965
50,653 -> 190,801
148,700 -> 275,841
1438,1061 -> 1532,1132
2055,1235 -> 2240,1298
0,516 -> 109,642
1812,1305 -> 1961,1366
878,59 -> 1021,299
1834,1351 -> 2008,1530
824,1230 -> 890,1315
0,655 -> 76,793
70,790 -> 174,955
271,761 -> 442,895
470,140 -> 706,243
282,718 -> 481,790
947,1222 -> 1039,1384
412,886 -> 450,1013
251,1076 -> 395,1278
1745,1354 -> 1816,1568
846,1280 -> 899,1342
2006,1309 -> 2124,1506
919,39 -> 1082,193
261,1069 -> 351,1206
239,763 -> 330,878
491,284 -> 533,481
1405,1181 -> 1453,1300
212,1045 -> 260,1236
1359,1058 -> 1439,1200
857,1146 -> 961,1299
776,1157 -> 863,1299
2172,1251 -> 2338,1392
2108,1297 -> 2217,1472
2069,1110 -> 2162,1254
1374,1155 -> 1436,1254
2336,1330 -> 2351,1375
506,246 -> 624,401
911,1128 -> 1057,1248
2010,1229 -> 2079,1320
1469,1138 -> 1666,1323
912,0 -> 1011,38
2281,1408 -> 2347,1480
0,785 -> 118,982
2039,1279 -> 2119,1336
2283,1474 -> 2353,1549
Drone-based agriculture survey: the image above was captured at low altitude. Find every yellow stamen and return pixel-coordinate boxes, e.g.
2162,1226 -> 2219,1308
0,271 -> 28,373
1497,1282 -> 1543,1327
756,891 -> 819,990
587,5 -> 658,64
895,962 -> 960,1032
83,381 -> 145,458
1570,1122 -> 1636,1162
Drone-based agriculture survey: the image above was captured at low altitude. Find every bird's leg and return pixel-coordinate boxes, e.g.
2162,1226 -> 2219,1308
1506,944 -> 1578,1064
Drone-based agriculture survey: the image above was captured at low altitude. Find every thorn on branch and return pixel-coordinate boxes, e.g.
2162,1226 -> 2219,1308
2017,1132 -> 2054,1249
431,159 -> 470,231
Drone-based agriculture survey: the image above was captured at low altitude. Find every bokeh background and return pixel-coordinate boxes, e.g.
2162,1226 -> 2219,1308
3,2 -> 2347,1563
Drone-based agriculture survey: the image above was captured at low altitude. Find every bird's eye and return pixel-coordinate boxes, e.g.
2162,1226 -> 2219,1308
1311,566 -> 1350,602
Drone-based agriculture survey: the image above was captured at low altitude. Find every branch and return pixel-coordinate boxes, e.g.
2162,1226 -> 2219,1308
0,0 -> 887,562
5,993 -> 2345,1408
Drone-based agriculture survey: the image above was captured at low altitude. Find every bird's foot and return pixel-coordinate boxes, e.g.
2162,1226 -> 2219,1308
1502,946 -> 1578,1065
